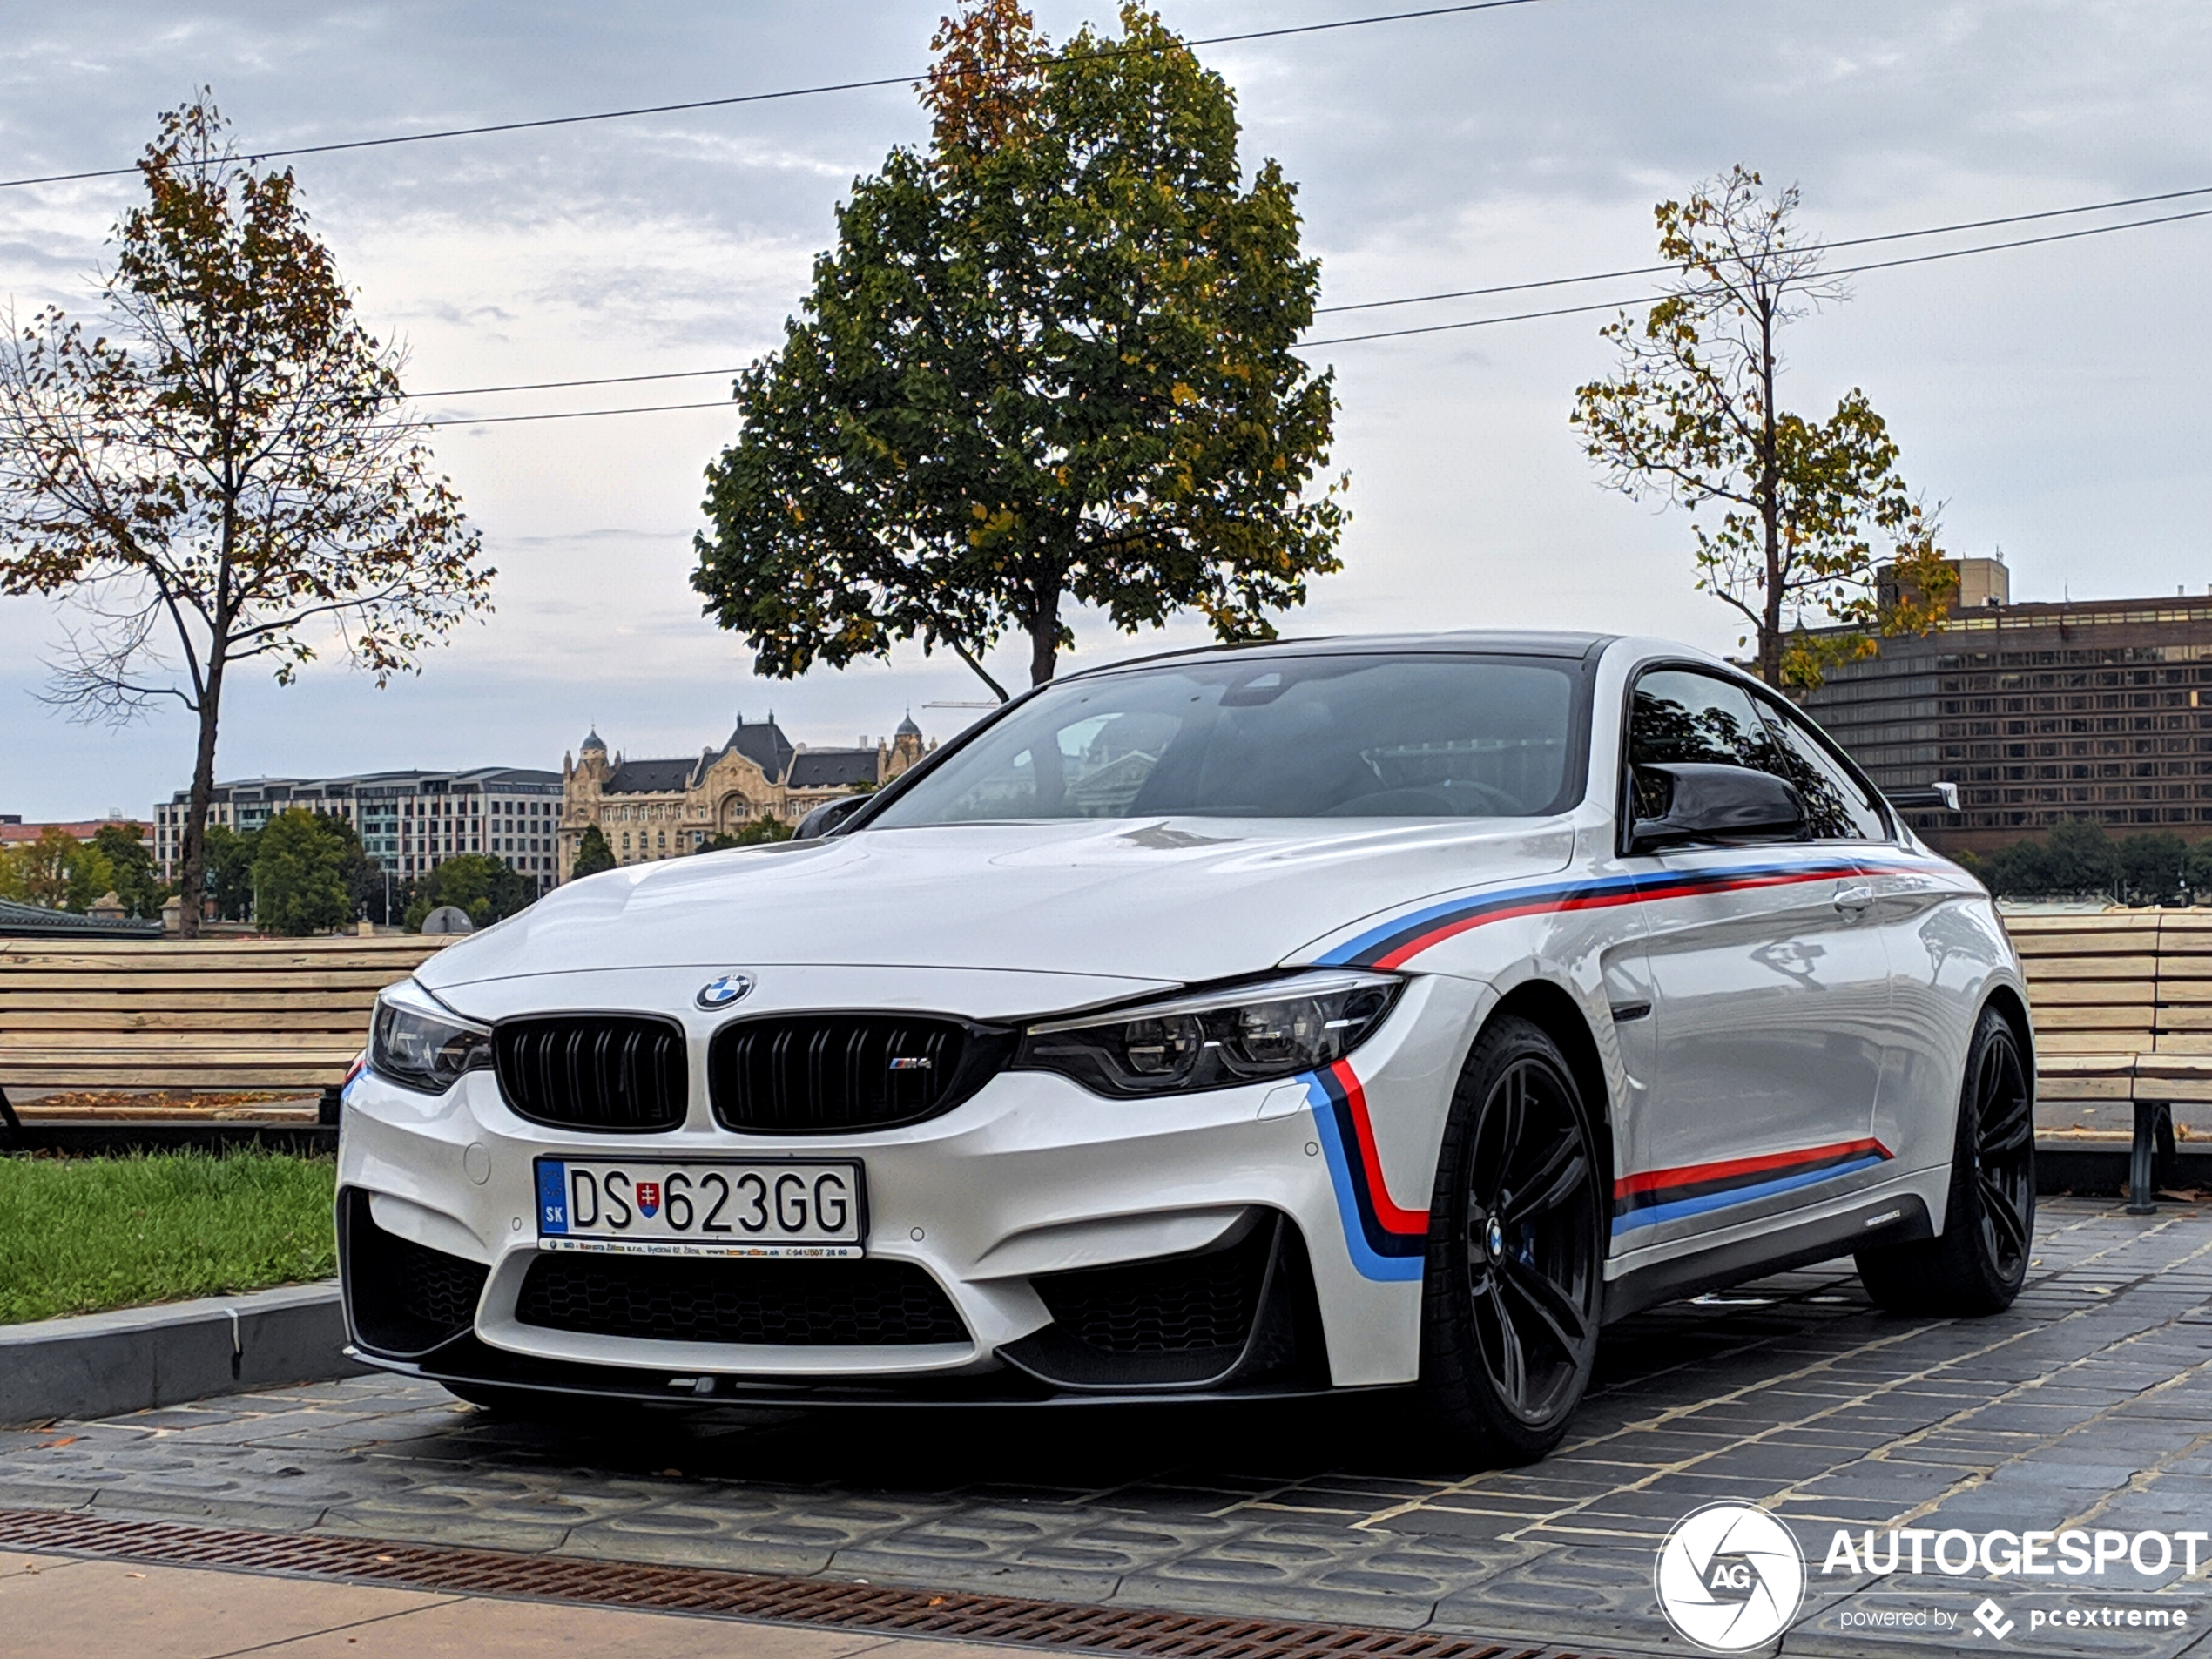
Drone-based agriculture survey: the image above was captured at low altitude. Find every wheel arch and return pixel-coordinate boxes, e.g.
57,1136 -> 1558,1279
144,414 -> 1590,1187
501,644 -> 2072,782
1979,981 -> 2035,1069
1483,979 -> 1617,1190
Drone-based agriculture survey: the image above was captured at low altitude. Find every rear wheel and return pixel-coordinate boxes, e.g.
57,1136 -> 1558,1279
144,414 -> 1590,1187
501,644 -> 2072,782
1420,1015 -> 1605,1463
1857,1005 -> 2034,1317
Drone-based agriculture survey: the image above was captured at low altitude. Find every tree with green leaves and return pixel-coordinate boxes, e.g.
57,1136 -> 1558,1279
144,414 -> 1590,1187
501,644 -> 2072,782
570,825 -> 617,878
402,853 -> 532,932
1572,165 -> 1953,689
200,823 -> 259,921
253,808 -> 353,935
0,826 -> 111,913
695,813 -> 795,853
91,821 -> 165,918
694,1 -> 1345,698
0,95 -> 492,937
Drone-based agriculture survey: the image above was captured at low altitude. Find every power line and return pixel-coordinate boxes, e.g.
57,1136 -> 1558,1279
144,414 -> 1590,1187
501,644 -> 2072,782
389,202 -> 2212,421
0,0 -> 1551,192
1313,181 -> 2212,314
1301,202 -> 2212,346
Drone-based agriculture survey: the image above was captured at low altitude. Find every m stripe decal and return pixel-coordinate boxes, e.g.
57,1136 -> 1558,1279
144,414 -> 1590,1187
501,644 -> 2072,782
1611,1137 -> 1893,1235
1305,1060 -> 1427,1282
1316,859 -> 1863,970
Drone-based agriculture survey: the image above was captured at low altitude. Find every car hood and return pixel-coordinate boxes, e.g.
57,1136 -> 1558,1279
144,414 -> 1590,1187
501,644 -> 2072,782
418,816 -> 1577,993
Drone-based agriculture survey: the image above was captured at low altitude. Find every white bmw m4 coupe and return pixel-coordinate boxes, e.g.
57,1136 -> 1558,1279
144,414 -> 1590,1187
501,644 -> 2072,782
339,631 -> 2034,1460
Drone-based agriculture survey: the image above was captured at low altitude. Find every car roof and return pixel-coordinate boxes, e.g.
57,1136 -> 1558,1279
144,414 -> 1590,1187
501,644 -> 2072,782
1064,630 -> 1617,680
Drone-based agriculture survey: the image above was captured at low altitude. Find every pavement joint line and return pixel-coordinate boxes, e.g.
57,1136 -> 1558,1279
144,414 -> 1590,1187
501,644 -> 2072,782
1770,1309 -> 2212,1527
196,1580 -> 471,1659
1352,1218 -> 2212,1538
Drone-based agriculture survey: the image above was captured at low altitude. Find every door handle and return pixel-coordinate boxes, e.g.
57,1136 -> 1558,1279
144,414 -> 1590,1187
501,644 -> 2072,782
1834,883 -> 1875,913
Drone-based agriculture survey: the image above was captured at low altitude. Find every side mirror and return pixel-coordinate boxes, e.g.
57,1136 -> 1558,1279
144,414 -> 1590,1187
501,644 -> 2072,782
1629,762 -> 1804,853
794,794 -> 869,841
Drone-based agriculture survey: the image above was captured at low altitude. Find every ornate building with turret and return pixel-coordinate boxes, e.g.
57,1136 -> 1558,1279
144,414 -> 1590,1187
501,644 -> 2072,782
558,712 -> 929,877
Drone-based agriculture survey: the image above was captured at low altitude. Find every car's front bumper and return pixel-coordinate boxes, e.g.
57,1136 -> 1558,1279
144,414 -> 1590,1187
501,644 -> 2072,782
335,970 -> 1482,1401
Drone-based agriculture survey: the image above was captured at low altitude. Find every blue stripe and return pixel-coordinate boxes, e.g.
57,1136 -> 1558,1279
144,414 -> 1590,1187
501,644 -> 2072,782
1610,1154 -> 1889,1235
1305,1074 -> 1426,1282
1314,858 -> 1840,968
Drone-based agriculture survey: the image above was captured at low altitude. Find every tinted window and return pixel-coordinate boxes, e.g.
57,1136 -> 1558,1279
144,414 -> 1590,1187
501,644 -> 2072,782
1754,698 -> 1888,841
870,655 -> 1582,826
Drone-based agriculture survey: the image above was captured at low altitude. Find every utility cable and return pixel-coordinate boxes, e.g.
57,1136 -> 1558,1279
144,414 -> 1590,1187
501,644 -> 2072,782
0,1 -> 1551,191
398,181 -> 2212,401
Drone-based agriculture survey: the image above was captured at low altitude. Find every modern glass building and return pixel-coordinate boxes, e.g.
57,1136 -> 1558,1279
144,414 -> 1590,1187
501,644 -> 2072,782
152,767 -> 565,892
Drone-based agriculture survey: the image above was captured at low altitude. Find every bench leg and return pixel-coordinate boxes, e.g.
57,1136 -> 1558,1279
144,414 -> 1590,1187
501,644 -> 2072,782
2129,1101 -> 2175,1215
0,1082 -> 19,1147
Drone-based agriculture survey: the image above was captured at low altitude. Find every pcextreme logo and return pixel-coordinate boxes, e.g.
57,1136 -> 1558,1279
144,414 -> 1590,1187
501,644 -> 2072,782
1655,1501 -> 1807,1653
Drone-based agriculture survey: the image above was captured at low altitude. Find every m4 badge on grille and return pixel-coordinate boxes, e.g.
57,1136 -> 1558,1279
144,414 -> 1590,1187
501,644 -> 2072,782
888,1056 -> 933,1070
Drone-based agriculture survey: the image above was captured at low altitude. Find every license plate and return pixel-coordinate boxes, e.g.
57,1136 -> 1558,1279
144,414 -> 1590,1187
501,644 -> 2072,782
535,1157 -> 867,1258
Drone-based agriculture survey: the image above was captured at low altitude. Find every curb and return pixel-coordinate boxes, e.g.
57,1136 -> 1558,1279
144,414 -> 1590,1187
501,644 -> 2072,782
0,1280 -> 367,1426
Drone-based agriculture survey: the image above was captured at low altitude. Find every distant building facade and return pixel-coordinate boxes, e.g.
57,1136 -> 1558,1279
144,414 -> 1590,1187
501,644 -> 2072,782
1,813 -> 154,848
1801,559 -> 2212,855
153,768 -> 566,892
560,712 -> 929,877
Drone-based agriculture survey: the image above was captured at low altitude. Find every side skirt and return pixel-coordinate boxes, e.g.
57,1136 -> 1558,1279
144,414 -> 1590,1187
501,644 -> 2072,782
1601,1192 -> 1933,1324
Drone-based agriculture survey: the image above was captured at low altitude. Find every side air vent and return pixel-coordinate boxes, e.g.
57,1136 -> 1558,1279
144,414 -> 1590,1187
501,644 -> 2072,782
340,1190 -> 489,1359
708,1014 -> 1012,1135
495,1015 -> 688,1132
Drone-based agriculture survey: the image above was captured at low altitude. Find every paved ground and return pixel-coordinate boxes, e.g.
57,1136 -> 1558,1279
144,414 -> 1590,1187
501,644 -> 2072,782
9,1197 -> 2212,1656
0,1553 -> 1015,1659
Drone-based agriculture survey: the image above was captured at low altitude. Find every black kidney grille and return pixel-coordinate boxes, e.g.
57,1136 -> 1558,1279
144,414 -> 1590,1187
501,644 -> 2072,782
516,1253 -> 968,1345
496,1016 -> 688,1131
709,1015 -> 1006,1133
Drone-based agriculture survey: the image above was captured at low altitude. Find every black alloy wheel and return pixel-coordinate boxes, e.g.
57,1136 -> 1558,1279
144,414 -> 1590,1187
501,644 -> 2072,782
1858,1005 -> 2035,1317
1421,1015 -> 1604,1462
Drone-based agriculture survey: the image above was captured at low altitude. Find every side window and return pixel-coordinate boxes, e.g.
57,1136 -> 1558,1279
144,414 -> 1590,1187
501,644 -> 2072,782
1752,698 -> 1889,842
1626,669 -> 1778,820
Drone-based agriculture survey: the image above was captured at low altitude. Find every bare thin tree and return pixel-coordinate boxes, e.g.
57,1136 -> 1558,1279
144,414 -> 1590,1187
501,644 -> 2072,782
0,96 -> 491,934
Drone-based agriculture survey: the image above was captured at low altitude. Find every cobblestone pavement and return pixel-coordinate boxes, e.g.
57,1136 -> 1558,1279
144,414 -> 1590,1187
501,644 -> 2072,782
10,1197 -> 2212,1656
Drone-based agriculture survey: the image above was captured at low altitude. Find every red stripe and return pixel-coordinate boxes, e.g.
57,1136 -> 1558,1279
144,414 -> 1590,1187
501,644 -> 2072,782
1612,1136 -> 1892,1199
1370,865 -> 1853,970
1332,1060 -> 1429,1235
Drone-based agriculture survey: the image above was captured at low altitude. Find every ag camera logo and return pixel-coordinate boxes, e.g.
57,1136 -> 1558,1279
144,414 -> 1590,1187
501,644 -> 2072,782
1656,1501 -> 1807,1652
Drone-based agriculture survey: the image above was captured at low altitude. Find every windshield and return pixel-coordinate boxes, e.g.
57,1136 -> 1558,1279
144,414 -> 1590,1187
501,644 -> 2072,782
868,653 -> 1584,826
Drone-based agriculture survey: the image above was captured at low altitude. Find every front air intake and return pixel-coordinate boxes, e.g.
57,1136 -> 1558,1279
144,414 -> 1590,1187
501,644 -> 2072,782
495,1015 -> 688,1132
707,1014 -> 1011,1134
515,1253 -> 969,1345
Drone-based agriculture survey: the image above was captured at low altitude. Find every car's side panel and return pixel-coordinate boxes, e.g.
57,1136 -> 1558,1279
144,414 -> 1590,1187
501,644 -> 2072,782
1628,846 -> 1895,1245
1858,847 -> 2028,1200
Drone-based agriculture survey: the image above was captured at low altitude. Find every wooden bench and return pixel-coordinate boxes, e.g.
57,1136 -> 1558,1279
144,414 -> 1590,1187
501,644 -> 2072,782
0,935 -> 448,1140
2010,910 -> 2212,1211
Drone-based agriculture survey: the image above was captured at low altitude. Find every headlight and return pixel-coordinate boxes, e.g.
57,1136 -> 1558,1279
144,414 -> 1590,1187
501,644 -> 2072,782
1015,970 -> 1401,1098
370,980 -> 493,1095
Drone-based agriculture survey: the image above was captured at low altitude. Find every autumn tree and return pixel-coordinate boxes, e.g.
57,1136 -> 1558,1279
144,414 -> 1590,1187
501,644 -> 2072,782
694,1 -> 1345,698
1572,165 -> 1952,689
0,826 -> 111,914
0,97 -> 491,935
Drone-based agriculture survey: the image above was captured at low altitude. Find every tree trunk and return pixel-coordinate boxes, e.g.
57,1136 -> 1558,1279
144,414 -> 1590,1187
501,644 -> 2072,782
1028,586 -> 1061,686
175,651 -> 226,940
1756,301 -> 1784,687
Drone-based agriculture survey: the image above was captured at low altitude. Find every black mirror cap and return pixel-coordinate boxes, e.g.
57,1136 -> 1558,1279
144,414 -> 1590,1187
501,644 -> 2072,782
1629,761 -> 1805,853
795,794 -> 869,840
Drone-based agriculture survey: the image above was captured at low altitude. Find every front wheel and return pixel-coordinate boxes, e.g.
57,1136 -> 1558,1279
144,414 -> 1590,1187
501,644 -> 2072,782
1857,1005 -> 2034,1317
1420,1015 -> 1605,1464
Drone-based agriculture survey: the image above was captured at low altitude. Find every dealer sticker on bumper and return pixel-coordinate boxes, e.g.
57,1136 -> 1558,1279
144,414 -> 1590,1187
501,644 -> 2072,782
535,1157 -> 867,1258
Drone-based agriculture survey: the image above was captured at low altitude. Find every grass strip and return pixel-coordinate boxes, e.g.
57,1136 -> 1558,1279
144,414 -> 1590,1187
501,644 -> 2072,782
0,1150 -> 336,1325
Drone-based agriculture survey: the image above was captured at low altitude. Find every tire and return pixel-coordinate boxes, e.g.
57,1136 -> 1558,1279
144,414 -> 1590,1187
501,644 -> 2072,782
1856,1004 -> 2034,1317
1420,1015 -> 1606,1463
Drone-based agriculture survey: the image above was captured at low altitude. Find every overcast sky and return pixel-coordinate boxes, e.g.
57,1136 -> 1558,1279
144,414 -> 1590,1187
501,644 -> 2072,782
2,0 -> 2208,819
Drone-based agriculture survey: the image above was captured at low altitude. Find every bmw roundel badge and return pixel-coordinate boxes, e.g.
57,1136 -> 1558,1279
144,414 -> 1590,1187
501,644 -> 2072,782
696,973 -> 755,1009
